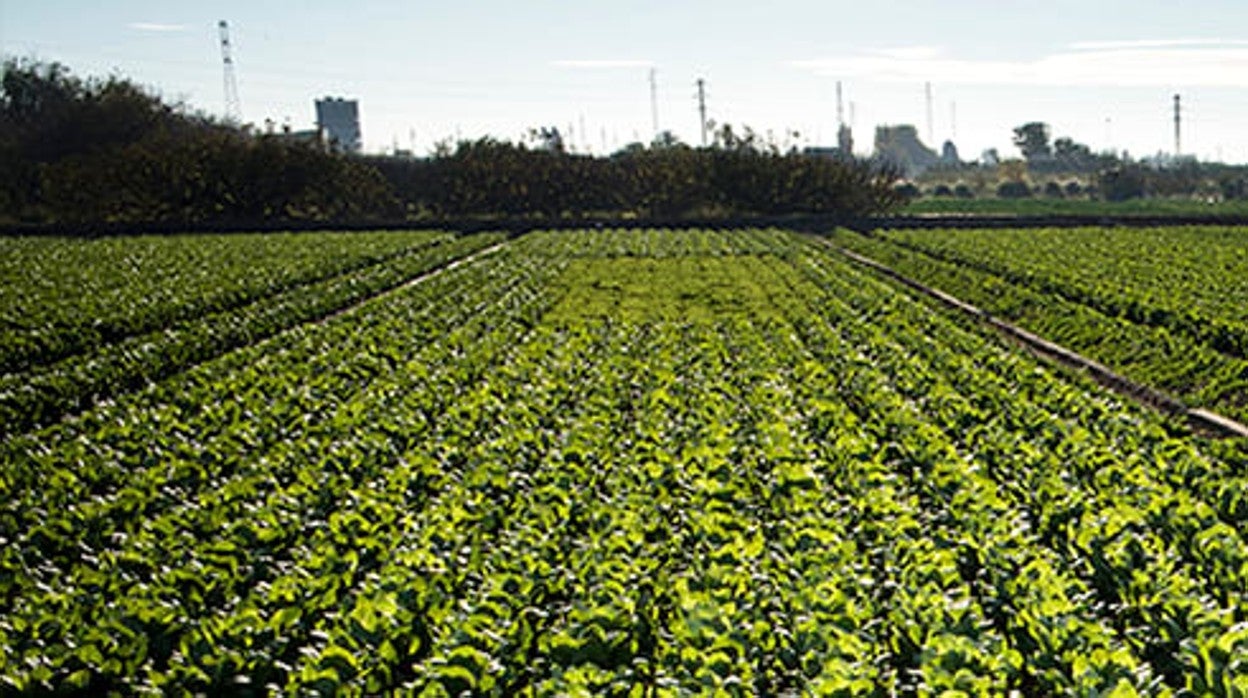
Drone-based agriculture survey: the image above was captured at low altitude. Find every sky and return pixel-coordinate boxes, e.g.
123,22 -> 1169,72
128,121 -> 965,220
5,0 -> 1248,162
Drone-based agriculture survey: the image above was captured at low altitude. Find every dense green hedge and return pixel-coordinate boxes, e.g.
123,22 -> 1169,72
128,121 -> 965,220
2,59 -> 903,226
0,59 -> 398,225
367,139 -> 904,219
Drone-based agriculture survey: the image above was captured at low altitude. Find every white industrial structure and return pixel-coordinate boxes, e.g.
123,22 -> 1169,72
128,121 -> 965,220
315,97 -> 362,153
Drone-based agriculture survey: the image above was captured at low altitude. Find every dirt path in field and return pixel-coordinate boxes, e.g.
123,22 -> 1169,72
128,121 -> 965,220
317,240 -> 510,324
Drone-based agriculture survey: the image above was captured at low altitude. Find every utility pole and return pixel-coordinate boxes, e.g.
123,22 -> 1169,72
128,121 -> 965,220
1173,94 -> 1182,156
924,81 -> 934,146
649,68 -> 659,140
218,20 -> 241,123
836,81 -> 853,156
836,81 -> 845,129
696,78 -> 708,147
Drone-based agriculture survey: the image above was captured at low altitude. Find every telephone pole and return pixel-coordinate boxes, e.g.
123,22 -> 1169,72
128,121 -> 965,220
649,68 -> 659,140
836,81 -> 844,130
696,78 -> 708,146
1173,94 -> 1182,156
218,20 -> 241,122
924,81 -> 934,145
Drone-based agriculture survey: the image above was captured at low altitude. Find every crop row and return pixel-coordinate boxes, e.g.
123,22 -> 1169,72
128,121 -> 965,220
784,242 -> 1246,692
1,229 -> 1244,694
873,226 -> 1248,360
829,230 -> 1248,426
0,233 -> 505,436
540,227 -> 802,259
0,231 -> 455,373
0,232 -> 588,693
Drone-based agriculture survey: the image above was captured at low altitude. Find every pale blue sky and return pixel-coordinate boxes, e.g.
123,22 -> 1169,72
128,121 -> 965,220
5,1 -> 1248,162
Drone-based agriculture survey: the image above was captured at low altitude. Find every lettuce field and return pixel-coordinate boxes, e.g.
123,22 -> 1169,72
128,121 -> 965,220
833,227 -> 1248,426
1,228 -> 1246,695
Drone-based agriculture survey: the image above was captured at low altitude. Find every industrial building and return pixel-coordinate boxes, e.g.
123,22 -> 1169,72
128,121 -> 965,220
315,97 -> 362,154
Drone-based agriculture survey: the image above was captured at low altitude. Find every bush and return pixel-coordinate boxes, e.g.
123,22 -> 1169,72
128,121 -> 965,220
996,180 -> 1032,199
1043,181 -> 1064,198
1097,166 -> 1147,201
954,183 -> 975,199
2,58 -> 399,225
894,182 -> 921,201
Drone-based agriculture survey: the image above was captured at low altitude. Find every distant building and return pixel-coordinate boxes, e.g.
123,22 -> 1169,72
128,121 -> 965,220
941,140 -> 961,165
803,146 -> 849,160
873,124 -> 939,177
277,126 -> 325,148
802,124 -> 855,161
803,146 -> 843,159
837,124 -> 854,158
315,97 -> 361,153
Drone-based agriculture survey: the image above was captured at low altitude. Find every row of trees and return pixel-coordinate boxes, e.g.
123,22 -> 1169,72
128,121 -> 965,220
367,134 -> 902,219
914,120 -> 1248,203
1,59 -> 903,227
0,60 -> 396,224
1007,121 -> 1248,200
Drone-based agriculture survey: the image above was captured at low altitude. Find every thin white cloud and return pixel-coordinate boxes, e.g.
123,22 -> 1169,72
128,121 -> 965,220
792,41 -> 1248,88
552,59 -> 654,69
866,46 -> 943,61
1068,38 -> 1248,50
128,22 -> 188,33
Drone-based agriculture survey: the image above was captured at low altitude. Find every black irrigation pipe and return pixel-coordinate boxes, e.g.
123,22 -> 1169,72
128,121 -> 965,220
0,215 -> 862,238
8,212 -> 1248,238
818,238 -> 1248,440
868,213 -> 1248,230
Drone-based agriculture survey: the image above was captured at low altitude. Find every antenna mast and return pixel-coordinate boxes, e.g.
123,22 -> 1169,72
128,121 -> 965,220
219,20 -> 242,122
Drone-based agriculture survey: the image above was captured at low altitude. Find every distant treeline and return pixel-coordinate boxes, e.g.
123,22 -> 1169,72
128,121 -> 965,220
366,138 -> 903,219
0,60 -> 397,225
0,59 -> 903,228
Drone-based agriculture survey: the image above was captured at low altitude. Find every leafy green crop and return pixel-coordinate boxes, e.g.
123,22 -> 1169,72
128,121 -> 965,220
0,232 -> 503,435
878,226 -> 1248,358
832,228 -> 1248,424
1,228 -> 1244,695
0,231 -> 458,372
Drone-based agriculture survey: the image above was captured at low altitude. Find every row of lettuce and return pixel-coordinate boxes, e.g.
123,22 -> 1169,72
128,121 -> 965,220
831,226 -> 1248,425
0,231 -> 504,436
1,60 -> 901,227
2,229 -> 1245,694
